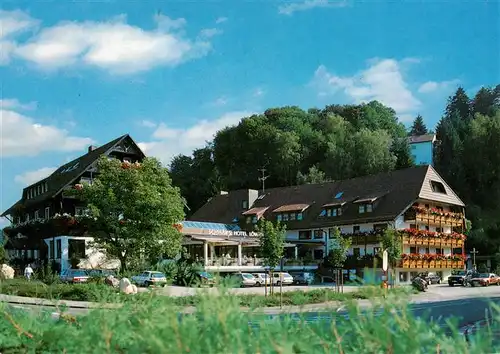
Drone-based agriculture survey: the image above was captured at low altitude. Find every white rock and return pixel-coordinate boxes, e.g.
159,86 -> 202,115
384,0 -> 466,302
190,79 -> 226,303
0,264 -> 14,279
105,275 -> 120,288
119,277 -> 131,293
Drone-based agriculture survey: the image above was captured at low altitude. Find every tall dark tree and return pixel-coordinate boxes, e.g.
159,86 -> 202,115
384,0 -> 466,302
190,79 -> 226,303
471,85 -> 500,117
409,115 -> 428,136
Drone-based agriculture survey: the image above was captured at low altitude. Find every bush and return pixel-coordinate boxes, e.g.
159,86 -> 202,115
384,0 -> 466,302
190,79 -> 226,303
0,288 -> 499,352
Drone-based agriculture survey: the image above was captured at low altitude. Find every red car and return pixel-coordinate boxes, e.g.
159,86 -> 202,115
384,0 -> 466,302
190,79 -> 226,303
470,273 -> 500,286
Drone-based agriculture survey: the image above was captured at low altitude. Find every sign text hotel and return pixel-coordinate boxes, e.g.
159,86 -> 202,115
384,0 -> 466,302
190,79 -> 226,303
206,229 -> 261,237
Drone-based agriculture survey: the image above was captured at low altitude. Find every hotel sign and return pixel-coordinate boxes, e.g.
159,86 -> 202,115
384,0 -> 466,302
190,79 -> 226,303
206,229 -> 261,237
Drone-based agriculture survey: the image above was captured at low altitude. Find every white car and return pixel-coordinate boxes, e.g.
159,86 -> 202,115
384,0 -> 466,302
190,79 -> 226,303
238,273 -> 257,287
252,273 -> 270,286
131,271 -> 167,287
272,272 -> 294,286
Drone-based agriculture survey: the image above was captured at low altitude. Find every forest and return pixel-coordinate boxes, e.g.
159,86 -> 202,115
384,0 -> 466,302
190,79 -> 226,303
169,85 -> 500,255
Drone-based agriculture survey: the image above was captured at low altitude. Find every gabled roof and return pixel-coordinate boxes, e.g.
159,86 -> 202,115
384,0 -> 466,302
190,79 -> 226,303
2,134 -> 144,217
190,165 -> 465,230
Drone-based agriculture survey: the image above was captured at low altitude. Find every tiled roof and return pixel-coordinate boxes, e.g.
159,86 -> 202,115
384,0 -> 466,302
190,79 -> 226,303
190,165 -> 464,230
409,134 -> 436,144
242,207 -> 269,216
272,204 -> 310,213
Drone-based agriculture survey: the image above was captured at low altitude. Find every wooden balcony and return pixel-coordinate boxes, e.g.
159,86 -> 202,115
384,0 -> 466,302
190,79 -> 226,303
399,259 -> 465,269
401,235 -> 465,247
404,207 -> 464,227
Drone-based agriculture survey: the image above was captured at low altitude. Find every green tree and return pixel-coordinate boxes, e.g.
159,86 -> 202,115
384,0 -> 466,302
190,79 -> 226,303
0,235 -> 8,264
326,228 -> 351,268
409,115 -> 428,136
381,228 -> 402,268
257,218 -> 286,269
73,156 -> 185,272
297,165 -> 327,185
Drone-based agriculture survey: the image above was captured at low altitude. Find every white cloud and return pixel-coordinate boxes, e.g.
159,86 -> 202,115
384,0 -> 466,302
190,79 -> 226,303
0,10 -> 39,64
418,79 -> 460,93
278,0 -> 347,15
311,58 -> 421,119
139,110 -> 255,165
0,101 -> 94,157
139,119 -> 157,128
9,11 -> 212,74
215,17 -> 227,24
14,167 -> 57,186
199,28 -> 223,38
0,98 -> 37,110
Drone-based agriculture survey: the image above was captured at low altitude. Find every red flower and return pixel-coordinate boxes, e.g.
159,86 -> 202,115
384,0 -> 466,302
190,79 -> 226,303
74,184 -> 83,190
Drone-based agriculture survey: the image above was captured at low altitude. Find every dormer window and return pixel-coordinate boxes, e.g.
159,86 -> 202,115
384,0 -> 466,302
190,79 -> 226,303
430,180 -> 447,194
273,204 -> 309,223
321,202 -> 344,218
358,204 -> 373,213
242,200 -> 248,209
242,206 -> 268,223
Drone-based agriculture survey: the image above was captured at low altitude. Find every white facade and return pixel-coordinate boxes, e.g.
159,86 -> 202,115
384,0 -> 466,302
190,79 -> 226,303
44,236 -> 119,273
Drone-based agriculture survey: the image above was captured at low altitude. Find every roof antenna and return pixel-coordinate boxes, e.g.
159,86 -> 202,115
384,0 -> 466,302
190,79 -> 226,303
258,168 -> 270,193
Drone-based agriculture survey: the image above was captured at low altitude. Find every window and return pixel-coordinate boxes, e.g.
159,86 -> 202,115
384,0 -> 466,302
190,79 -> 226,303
313,249 -> 324,259
246,216 -> 251,224
289,213 -> 296,221
313,230 -> 324,239
282,213 -> 289,221
430,180 -> 447,194
45,207 -> 50,219
326,209 -> 332,217
297,212 -> 303,221
373,247 -> 381,255
410,223 -> 417,229
34,210 -> 39,219
277,214 -> 282,222
425,204 -> 430,209
299,230 -> 312,240
26,214 -> 30,222
242,200 -> 248,209
353,248 -> 361,257
425,226 -> 429,231
437,206 -> 443,212
373,224 -> 387,231
366,204 -> 373,213
353,226 -> 360,233
410,247 -> 417,254
56,239 -> 62,259
436,227 -> 442,232
251,216 -> 257,224
49,240 -> 55,259
334,192 -> 344,199
425,248 -> 430,254
44,182 -> 48,192
75,207 -> 89,216
37,184 -> 42,195
358,205 -> 365,214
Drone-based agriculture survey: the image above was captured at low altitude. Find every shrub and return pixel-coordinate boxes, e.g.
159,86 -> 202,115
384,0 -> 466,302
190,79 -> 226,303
0,288 -> 499,352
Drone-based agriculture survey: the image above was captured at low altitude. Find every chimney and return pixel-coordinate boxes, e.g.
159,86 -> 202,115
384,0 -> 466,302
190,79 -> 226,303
88,145 -> 97,153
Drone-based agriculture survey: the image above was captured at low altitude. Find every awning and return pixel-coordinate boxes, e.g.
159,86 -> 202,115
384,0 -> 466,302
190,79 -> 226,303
322,202 -> 346,207
353,197 -> 379,204
273,204 -> 310,213
242,207 -> 269,216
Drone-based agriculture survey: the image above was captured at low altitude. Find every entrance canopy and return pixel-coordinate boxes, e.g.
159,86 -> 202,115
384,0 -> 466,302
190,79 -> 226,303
179,220 -> 262,241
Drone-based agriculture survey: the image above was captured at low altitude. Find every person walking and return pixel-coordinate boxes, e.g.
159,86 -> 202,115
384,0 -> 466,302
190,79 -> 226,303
24,264 -> 34,281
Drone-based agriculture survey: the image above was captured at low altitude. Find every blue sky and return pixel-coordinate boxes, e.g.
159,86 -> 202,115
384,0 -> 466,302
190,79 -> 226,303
0,0 -> 498,226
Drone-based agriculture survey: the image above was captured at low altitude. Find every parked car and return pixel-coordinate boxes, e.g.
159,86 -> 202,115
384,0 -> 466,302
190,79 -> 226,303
86,269 -> 117,278
470,273 -> 500,287
418,272 -> 441,285
272,272 -> 294,286
448,270 -> 467,286
131,271 -> 167,287
252,273 -> 270,287
291,272 -> 315,285
197,271 -> 215,286
60,269 -> 90,283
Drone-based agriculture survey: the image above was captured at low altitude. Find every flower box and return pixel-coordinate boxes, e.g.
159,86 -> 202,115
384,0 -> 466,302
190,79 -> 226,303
451,260 -> 458,269
402,236 -> 410,244
428,260 -> 436,268
428,238 -> 436,246
445,260 -> 452,268
416,239 -> 424,245
402,259 -> 410,268
409,260 -> 417,268
435,260 -> 442,268
416,260 -> 423,268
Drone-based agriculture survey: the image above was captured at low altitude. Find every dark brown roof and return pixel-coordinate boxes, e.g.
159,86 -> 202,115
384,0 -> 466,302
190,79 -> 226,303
191,165 -> 433,229
409,134 -> 436,144
2,134 -> 144,217
190,189 -> 253,224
